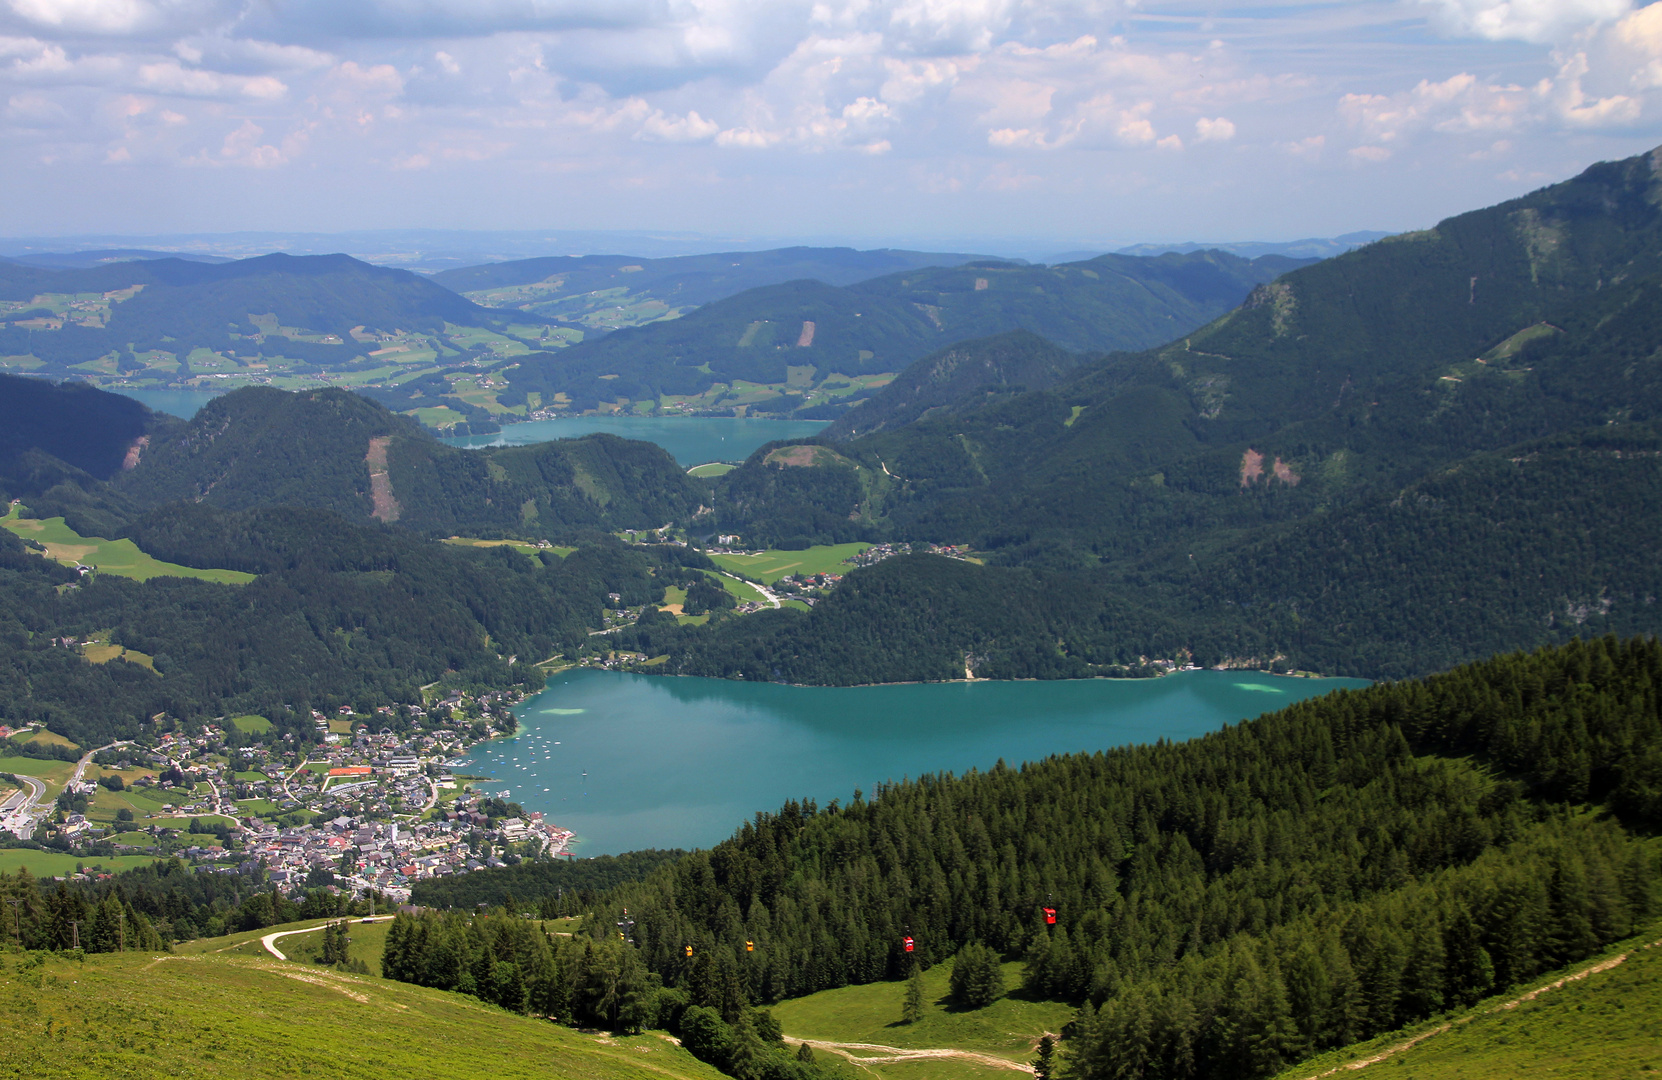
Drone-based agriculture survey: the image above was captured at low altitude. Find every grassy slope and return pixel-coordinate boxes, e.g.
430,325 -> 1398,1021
770,959 -> 1071,1079
1274,925 -> 1662,1080
1,507 -> 255,585
0,852 -> 160,876
0,941 -> 729,1080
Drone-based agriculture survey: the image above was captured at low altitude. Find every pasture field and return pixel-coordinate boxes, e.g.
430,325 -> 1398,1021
0,755 -> 75,797
770,959 -> 1070,1079
1274,924 -> 1662,1080
442,536 -> 574,558
237,798 -> 281,816
1,507 -> 255,585
687,462 -> 736,477
229,715 -> 272,734
233,770 -> 270,782
0,850 -> 160,877
412,405 -> 467,428
0,945 -> 732,1080
780,599 -> 812,612
708,571 -> 766,604
21,729 -> 76,749
709,543 -> 870,584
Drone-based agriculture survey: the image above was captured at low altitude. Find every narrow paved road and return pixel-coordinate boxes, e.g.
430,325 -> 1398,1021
261,915 -> 395,960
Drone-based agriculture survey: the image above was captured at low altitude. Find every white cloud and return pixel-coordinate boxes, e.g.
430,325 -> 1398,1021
1194,115 -> 1234,141
1423,0 -> 1633,44
138,60 -> 286,99
638,107 -> 720,141
8,0 -> 158,35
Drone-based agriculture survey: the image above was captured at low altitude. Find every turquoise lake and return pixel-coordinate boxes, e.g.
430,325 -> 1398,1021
110,387 -> 827,466
441,415 -> 830,467
115,387 -> 226,418
460,669 -> 1370,856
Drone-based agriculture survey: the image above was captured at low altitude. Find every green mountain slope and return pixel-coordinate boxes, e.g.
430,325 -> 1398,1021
0,253 -> 555,402
0,947 -> 730,1080
110,386 -> 704,538
632,143 -> 1662,682
1272,931 -> 1662,1080
504,250 -> 1304,417
431,245 -> 992,329
826,330 -> 1082,439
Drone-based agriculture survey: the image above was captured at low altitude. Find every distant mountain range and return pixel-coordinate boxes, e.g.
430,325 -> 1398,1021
502,249 -> 1310,418
429,246 -> 997,332
1109,230 -> 1392,261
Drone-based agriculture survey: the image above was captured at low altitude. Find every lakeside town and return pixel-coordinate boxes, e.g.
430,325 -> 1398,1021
1,686 -> 572,903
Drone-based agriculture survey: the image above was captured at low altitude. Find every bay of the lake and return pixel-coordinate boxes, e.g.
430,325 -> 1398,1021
114,387 -> 226,418
442,415 -> 829,467
460,668 -> 1370,856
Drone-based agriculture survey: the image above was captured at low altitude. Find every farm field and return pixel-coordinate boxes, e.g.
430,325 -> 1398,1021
707,571 -> 767,604
441,536 -> 574,557
686,462 -> 736,477
0,945 -> 732,1080
709,543 -> 871,584
2,506 -> 256,585
21,730 -> 76,749
0,755 -> 75,797
0,850 -> 160,877
769,959 -> 1070,1080
1273,924 -> 1662,1080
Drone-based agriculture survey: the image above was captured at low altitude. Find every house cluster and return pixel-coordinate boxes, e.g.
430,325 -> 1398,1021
844,541 -> 973,569
244,804 -> 573,902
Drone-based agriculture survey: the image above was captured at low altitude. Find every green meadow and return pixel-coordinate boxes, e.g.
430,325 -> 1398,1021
229,715 -> 272,734
709,543 -> 870,584
2,506 -> 255,585
0,851 -> 160,877
769,959 -> 1070,1079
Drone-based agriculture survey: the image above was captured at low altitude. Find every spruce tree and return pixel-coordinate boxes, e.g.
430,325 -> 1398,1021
903,961 -> 925,1024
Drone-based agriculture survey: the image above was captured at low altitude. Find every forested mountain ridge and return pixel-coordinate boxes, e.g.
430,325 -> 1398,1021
0,498 -> 724,745
502,249 -> 1304,416
0,252 -> 560,401
631,144 -> 1662,681
842,144 -> 1662,536
430,245 -> 992,327
825,329 -> 1082,439
106,385 -> 704,539
417,636 -> 1657,1080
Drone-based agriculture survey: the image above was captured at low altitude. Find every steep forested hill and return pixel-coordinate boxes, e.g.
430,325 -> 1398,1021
825,330 -> 1082,439
108,386 -> 704,539
503,250 -> 1303,414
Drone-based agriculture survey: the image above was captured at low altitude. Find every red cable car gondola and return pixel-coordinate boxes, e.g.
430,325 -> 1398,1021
903,935 -> 914,952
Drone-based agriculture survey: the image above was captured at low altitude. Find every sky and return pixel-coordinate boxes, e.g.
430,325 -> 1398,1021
2,0 -> 1661,250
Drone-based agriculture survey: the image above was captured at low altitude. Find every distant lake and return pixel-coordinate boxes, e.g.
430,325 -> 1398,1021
460,669 -> 1370,855
442,416 -> 830,467
114,388 -> 226,418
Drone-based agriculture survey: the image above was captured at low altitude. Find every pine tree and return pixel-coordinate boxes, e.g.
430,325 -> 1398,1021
903,961 -> 925,1024
1032,1034 -> 1056,1080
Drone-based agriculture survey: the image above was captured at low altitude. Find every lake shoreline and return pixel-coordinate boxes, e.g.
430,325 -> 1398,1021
625,666 -> 1355,692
